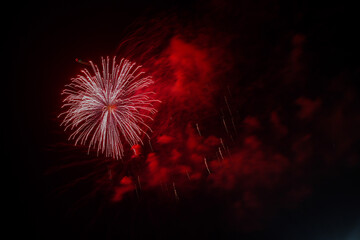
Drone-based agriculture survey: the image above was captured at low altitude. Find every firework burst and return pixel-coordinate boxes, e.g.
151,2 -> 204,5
59,56 -> 159,159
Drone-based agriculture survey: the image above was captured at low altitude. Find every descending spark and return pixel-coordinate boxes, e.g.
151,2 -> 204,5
220,138 -> 225,150
218,147 -> 224,160
59,56 -> 159,159
224,96 -> 232,116
204,157 -> 211,174
173,182 -> 179,201
185,170 -> 191,180
231,117 -> 237,133
137,175 -> 142,191
148,139 -> 154,152
196,123 -> 202,136
227,85 -> 233,97
222,117 -> 229,135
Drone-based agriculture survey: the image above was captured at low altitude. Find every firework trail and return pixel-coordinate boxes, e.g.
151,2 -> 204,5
59,56 -> 159,159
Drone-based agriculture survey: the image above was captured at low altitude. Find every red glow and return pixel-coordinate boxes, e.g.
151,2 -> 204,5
59,18 -> 356,232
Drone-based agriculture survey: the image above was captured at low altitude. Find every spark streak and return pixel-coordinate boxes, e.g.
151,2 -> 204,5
204,157 -> 211,174
196,123 -> 202,136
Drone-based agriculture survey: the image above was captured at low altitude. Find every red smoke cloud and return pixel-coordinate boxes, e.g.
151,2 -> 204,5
111,33 -> 228,200
110,31 -> 317,229
167,37 -> 215,109
111,30 -> 311,218
57,10 -> 358,232
295,97 -> 322,119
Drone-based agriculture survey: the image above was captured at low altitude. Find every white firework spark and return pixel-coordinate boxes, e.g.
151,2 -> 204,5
59,56 -> 159,159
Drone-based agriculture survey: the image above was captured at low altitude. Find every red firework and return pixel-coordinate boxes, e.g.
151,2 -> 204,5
59,56 -> 160,159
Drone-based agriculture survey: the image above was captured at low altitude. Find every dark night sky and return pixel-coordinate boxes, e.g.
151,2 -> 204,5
7,0 -> 360,239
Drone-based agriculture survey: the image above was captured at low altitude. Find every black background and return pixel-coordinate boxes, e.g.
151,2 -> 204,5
7,0 -> 360,239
